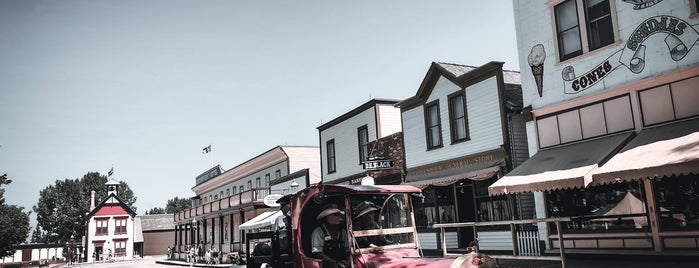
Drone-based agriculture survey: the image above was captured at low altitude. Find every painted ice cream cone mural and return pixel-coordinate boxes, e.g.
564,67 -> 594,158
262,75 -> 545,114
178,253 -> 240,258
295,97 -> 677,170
528,44 -> 546,97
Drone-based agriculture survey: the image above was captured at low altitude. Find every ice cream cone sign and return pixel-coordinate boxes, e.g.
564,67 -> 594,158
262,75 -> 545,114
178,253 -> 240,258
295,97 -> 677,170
528,44 -> 546,97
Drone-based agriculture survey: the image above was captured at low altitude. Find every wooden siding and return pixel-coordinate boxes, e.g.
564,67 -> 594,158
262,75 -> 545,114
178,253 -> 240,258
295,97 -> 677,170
282,147 -> 321,185
377,104 -> 402,138
319,106 -> 378,183
478,231 -> 514,251
508,113 -> 530,168
142,230 -> 174,256
403,76 -> 505,169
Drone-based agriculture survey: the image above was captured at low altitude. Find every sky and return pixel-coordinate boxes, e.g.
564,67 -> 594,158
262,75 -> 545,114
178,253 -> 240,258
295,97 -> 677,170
0,0 -> 519,228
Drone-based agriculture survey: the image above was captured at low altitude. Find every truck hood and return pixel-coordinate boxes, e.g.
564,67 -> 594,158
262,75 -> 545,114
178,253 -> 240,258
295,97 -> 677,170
354,250 -> 454,268
353,250 -> 496,268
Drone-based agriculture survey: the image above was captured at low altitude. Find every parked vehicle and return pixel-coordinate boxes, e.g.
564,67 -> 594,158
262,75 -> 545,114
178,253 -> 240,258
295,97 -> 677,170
246,184 -> 495,268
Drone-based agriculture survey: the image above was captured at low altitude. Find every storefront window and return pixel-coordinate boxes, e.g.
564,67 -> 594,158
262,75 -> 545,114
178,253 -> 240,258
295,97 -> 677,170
475,178 -> 513,222
413,186 -> 455,227
547,181 -> 648,233
655,174 -> 699,230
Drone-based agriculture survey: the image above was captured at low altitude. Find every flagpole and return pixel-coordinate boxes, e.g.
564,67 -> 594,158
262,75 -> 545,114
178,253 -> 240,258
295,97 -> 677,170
210,145 -> 214,168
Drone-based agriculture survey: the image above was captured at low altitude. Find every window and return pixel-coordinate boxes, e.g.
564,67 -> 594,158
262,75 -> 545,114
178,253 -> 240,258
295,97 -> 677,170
546,181 -> 648,233
255,178 -> 261,188
474,178 -> 513,222
95,219 -> 108,236
220,191 -> 224,198
554,0 -> 615,61
209,195 -> 212,202
265,174 -> 270,186
232,187 -> 237,194
639,76 -> 699,126
226,189 -> 230,197
357,125 -> 370,163
114,240 -> 126,256
239,186 -> 244,193
448,92 -> 469,143
275,170 -> 281,179
536,95 -> 633,148
247,181 -> 252,190
412,186 -> 455,226
204,197 -> 208,203
327,139 -> 336,173
114,217 -> 127,234
424,101 -> 443,149
655,175 -> 699,230
215,194 -> 218,200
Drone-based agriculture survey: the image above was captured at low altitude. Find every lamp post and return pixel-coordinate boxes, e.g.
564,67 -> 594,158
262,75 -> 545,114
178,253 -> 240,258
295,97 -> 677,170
191,218 -> 198,263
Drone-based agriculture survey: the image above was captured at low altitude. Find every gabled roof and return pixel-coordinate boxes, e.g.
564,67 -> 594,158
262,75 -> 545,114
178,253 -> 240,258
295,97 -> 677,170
317,98 -> 400,131
396,61 -> 521,110
87,193 -> 137,218
136,214 -> 175,231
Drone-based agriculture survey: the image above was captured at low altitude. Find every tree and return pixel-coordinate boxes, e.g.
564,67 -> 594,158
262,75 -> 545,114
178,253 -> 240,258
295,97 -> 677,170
146,207 -> 165,215
33,172 -> 137,244
165,196 -> 192,214
30,225 -> 45,243
0,174 -> 31,258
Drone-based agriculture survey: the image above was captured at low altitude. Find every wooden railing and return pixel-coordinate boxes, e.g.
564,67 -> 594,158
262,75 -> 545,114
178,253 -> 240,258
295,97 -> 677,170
176,188 -> 269,222
432,217 -> 571,268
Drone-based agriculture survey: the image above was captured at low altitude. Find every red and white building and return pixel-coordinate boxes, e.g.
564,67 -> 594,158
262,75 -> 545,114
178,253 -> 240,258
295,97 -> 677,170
85,180 -> 137,262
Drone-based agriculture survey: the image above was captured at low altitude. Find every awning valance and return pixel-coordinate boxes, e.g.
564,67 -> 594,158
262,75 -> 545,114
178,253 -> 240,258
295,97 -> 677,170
489,132 -> 634,196
591,118 -> 699,186
404,148 -> 507,189
239,209 -> 282,231
403,166 -> 501,189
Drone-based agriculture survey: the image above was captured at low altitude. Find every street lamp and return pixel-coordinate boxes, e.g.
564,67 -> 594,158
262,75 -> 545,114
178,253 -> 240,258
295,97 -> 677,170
290,180 -> 299,193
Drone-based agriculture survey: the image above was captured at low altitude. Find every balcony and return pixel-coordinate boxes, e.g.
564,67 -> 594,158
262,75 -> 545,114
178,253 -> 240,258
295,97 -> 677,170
175,188 -> 269,222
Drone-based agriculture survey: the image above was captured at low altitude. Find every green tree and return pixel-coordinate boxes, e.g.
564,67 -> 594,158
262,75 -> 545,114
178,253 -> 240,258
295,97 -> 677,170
33,172 -> 137,244
30,225 -> 45,243
0,174 -> 31,258
146,207 -> 165,215
165,196 -> 192,214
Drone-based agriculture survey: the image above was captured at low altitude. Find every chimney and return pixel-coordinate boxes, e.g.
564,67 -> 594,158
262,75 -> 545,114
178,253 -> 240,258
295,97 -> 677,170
90,190 -> 96,211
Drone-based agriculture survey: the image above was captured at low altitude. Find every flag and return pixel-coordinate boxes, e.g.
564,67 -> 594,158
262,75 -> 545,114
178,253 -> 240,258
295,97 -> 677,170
202,145 -> 212,154
108,167 -> 114,177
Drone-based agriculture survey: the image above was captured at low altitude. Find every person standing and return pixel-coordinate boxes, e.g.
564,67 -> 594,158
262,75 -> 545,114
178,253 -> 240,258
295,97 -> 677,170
273,195 -> 292,252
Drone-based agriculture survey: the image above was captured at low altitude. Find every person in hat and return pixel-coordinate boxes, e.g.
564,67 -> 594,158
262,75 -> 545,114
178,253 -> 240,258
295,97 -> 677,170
352,201 -> 392,248
311,203 -> 349,268
273,194 -> 292,252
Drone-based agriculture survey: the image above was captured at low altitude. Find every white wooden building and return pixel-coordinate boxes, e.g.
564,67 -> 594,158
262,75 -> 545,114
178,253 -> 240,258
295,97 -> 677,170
491,0 -> 699,256
318,99 -> 403,185
85,180 -> 137,262
397,61 -> 530,252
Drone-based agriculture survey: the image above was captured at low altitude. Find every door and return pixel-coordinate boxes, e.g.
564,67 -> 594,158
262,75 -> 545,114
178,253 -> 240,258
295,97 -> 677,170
456,184 -> 476,248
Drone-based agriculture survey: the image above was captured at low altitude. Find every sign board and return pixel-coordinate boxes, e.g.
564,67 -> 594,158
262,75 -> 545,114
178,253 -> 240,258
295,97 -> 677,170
363,159 -> 394,170
263,194 -> 284,207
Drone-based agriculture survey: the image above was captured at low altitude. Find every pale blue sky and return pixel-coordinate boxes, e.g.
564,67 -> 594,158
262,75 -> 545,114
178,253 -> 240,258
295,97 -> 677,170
0,0 -> 519,226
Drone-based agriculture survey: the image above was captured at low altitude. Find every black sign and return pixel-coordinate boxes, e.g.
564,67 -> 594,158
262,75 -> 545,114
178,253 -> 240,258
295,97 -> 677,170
363,159 -> 394,170
196,165 -> 222,185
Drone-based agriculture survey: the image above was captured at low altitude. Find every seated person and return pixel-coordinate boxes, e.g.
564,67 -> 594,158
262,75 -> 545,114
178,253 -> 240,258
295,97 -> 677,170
311,203 -> 350,268
352,201 -> 392,248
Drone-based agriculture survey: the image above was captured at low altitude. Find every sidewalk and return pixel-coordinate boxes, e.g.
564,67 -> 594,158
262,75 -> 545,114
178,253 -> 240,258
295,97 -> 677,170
155,258 -> 244,268
496,254 -> 699,268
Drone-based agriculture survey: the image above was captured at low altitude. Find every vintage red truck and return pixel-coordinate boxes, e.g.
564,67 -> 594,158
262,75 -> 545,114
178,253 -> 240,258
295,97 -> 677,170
245,184 -> 495,268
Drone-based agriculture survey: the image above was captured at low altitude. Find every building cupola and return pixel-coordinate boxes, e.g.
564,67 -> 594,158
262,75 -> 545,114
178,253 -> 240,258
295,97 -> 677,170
105,179 -> 120,203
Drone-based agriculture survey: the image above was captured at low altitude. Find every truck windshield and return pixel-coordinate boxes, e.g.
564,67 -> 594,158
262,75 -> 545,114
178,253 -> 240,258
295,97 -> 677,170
349,193 -> 416,251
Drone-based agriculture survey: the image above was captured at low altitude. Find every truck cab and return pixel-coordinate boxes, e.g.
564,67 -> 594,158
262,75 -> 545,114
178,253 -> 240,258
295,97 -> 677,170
246,184 -> 493,268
